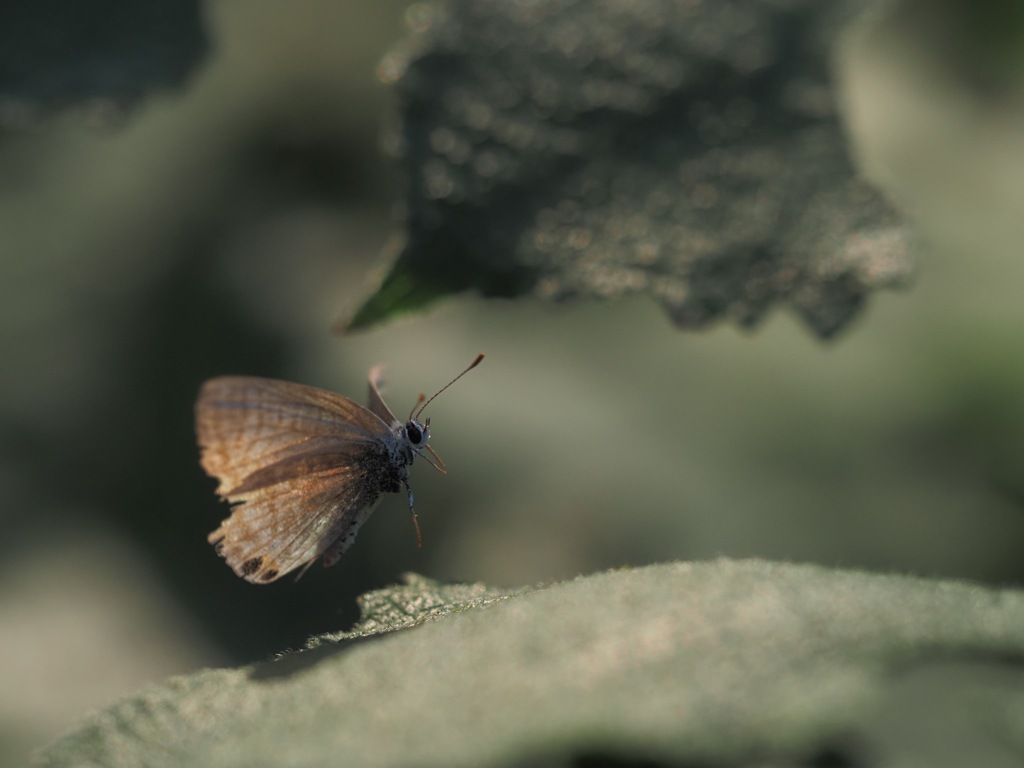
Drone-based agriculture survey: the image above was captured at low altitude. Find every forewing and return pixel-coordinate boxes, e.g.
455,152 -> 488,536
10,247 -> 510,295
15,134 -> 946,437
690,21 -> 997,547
367,365 -> 399,425
196,376 -> 389,495
207,465 -> 376,583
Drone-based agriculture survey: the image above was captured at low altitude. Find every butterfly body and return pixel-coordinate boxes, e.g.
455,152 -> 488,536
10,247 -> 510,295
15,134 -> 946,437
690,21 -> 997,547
197,371 -> 429,584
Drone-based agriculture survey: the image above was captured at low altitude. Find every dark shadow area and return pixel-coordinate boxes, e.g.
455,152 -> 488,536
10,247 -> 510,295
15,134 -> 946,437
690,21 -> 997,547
0,0 -> 207,110
0,128 -> 413,664
572,755 -> 705,768
247,630 -> 401,681
803,743 -> 869,768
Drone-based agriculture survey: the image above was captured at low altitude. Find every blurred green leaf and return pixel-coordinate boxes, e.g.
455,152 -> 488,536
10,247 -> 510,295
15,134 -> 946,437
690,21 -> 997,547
344,0 -> 913,337
0,0 -> 207,118
345,259 -> 455,333
893,0 -> 1024,93
344,236 -> 539,334
936,0 -> 1024,64
38,560 -> 1024,768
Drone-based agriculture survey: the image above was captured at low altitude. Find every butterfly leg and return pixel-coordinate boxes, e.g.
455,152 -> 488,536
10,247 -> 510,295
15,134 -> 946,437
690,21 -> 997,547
405,481 -> 422,548
293,558 -> 317,582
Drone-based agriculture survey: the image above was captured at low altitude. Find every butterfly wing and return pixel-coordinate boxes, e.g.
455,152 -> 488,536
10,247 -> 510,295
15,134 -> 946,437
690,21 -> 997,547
207,466 -> 381,583
367,365 -> 399,425
196,376 -> 393,583
197,376 -> 390,494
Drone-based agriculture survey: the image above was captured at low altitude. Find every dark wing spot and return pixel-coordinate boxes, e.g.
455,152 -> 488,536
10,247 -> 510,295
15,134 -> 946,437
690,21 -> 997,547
241,556 -> 263,576
260,569 -> 279,582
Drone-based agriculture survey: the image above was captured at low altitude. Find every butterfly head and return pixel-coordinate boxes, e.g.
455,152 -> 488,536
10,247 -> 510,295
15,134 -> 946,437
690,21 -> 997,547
404,418 -> 430,448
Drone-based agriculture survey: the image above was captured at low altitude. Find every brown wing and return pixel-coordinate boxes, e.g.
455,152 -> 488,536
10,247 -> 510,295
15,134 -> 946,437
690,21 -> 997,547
367,365 -> 399,425
206,465 -> 379,583
196,376 -> 389,496
196,376 -> 390,583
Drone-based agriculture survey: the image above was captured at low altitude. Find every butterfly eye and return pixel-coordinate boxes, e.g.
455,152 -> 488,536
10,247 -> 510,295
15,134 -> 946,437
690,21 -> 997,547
405,421 -> 424,446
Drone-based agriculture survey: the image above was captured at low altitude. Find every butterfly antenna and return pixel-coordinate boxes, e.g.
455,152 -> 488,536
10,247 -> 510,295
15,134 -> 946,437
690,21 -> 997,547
408,393 -> 425,421
414,353 -> 485,420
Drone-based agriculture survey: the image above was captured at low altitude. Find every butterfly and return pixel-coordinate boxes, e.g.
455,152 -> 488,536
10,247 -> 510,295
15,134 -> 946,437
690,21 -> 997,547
196,354 -> 483,584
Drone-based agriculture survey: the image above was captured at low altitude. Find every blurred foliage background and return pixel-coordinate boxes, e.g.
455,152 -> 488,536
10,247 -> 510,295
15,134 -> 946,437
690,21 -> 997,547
2,0 -> 1024,763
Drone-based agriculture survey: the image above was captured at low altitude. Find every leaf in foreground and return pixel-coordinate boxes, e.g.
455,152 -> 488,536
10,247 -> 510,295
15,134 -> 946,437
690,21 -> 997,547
39,559 -> 1024,767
